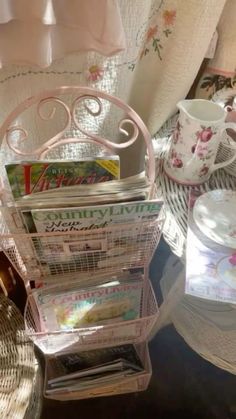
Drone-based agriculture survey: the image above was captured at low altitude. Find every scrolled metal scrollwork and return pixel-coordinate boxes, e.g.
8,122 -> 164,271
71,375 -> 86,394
6,126 -> 30,156
72,95 -> 139,151
6,97 -> 71,157
0,86 -> 154,183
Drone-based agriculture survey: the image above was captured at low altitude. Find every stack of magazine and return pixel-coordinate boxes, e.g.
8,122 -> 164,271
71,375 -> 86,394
5,157 -> 152,209
45,344 -> 144,395
3,156 -> 163,282
32,271 -> 144,333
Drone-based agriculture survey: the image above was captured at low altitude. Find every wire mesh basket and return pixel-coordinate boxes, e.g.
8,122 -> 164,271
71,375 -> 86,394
24,278 -> 158,354
43,342 -> 151,401
0,208 -> 164,288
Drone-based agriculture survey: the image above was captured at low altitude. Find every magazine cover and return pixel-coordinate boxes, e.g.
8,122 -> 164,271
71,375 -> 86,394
27,199 -> 163,233
185,190 -> 236,304
5,157 -> 120,199
33,280 -> 143,331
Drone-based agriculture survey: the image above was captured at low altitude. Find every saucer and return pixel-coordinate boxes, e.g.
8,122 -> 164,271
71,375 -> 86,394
193,189 -> 236,249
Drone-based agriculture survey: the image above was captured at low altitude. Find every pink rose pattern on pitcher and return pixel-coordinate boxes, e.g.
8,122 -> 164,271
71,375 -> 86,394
172,120 -> 182,144
166,121 -> 217,181
196,126 -> 215,142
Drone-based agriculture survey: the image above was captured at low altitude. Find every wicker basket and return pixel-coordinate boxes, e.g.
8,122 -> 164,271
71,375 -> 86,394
0,295 -> 42,418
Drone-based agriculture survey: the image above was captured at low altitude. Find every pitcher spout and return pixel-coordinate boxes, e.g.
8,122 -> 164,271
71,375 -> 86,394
177,98 -> 225,122
177,99 -> 192,116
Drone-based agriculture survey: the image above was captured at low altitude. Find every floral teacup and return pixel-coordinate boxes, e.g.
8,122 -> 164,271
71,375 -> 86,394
164,99 -> 236,185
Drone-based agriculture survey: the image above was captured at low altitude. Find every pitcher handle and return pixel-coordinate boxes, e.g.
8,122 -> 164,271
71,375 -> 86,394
210,122 -> 236,173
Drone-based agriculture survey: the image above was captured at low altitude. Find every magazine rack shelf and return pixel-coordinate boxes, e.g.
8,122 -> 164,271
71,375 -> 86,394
0,86 -> 163,400
25,276 -> 158,354
0,212 -> 164,287
44,343 -> 151,401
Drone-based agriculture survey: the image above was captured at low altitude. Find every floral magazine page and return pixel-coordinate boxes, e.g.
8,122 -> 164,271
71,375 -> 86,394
185,189 -> 236,304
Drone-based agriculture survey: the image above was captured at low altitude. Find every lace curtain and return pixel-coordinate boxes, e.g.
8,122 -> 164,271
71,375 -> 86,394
0,0 -> 225,176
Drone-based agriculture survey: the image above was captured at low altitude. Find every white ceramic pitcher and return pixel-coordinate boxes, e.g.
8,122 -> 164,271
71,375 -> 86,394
164,99 -> 236,185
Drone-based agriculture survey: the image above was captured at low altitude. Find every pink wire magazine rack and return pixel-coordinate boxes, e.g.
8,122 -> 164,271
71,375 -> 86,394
0,86 -> 163,400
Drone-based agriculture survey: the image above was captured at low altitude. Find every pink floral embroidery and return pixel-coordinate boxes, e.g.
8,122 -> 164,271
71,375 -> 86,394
229,253 -> 236,265
163,10 -> 176,26
196,127 -> 214,142
86,65 -> 104,82
146,25 -> 158,42
138,9 -> 176,64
